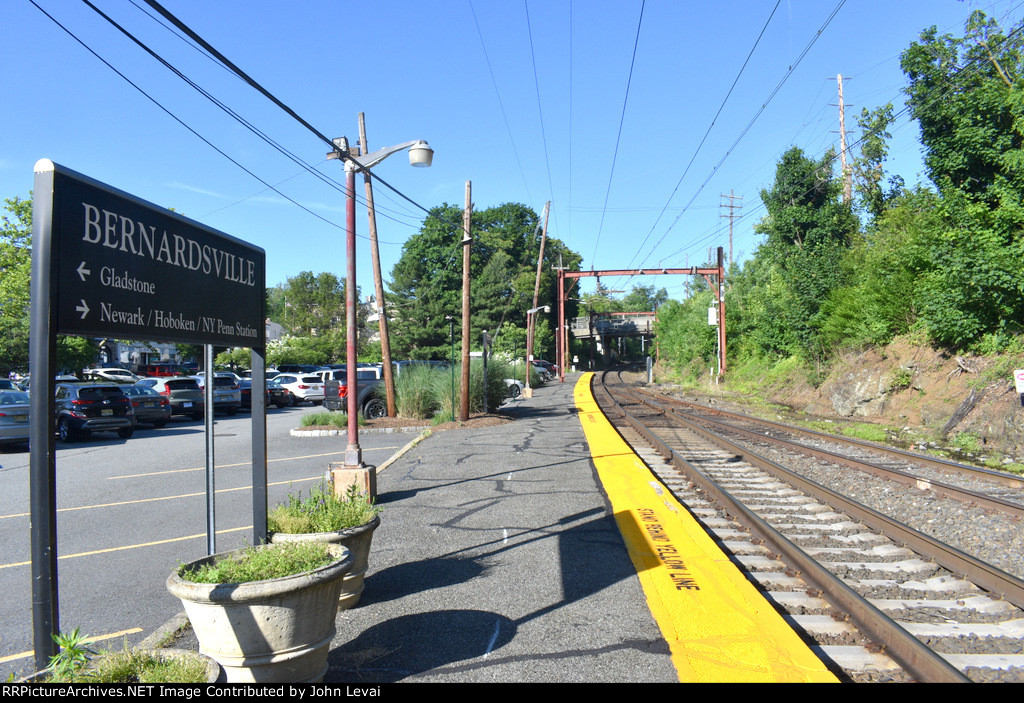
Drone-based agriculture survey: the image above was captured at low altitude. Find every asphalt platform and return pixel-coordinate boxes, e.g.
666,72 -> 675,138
149,372 -> 680,684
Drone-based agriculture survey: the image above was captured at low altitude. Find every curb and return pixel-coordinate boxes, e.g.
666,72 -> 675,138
290,425 -> 429,437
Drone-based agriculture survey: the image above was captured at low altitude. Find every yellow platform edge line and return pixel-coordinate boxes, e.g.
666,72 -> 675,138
574,373 -> 838,683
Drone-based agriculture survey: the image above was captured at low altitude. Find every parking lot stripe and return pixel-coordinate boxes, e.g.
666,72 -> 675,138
0,526 -> 252,570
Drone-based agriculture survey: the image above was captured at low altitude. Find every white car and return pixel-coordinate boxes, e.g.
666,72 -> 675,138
269,374 -> 325,406
85,368 -> 141,384
504,379 -> 525,399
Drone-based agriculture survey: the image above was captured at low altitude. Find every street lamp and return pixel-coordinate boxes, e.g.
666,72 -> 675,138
524,305 -> 550,397
328,135 -> 433,468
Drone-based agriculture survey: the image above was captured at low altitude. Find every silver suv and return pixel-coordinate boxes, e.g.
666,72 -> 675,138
192,373 -> 242,416
136,377 -> 205,420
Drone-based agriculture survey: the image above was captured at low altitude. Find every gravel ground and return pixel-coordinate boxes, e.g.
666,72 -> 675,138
659,387 -> 1024,582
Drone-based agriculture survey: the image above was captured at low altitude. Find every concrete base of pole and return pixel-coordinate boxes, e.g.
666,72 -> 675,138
523,388 -> 534,398
330,463 -> 376,501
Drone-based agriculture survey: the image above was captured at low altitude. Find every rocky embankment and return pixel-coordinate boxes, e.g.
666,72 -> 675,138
656,338 -> 1024,465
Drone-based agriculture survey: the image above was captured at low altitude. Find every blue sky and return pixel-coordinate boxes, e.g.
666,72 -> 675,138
3,0 -> 1020,303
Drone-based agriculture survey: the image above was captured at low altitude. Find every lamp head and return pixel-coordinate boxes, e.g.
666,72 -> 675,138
409,141 -> 433,167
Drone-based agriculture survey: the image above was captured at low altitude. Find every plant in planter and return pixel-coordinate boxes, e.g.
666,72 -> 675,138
36,629 -> 217,683
268,482 -> 382,610
166,541 -> 352,683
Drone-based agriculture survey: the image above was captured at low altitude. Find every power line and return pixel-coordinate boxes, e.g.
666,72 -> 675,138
590,0 -> 646,270
79,0 -> 423,242
634,0 -> 849,271
139,0 -> 441,223
620,0 -> 782,276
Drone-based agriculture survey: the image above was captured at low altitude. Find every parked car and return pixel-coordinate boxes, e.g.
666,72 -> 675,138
269,374 -> 325,406
20,374 -> 79,390
122,384 -> 171,428
276,364 -> 319,374
241,369 -> 280,381
131,363 -> 187,378
530,360 -> 554,382
191,373 -> 242,415
135,377 -> 205,420
323,367 -> 385,418
54,382 -> 134,442
0,379 -> 24,392
504,379 -> 525,399
265,380 -> 291,409
84,367 -> 141,384
0,389 -> 31,446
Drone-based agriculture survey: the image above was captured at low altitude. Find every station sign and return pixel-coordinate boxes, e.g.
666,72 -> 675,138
36,159 -> 265,347
1014,369 -> 1024,394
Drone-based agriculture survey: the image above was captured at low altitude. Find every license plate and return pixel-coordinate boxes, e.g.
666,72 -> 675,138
183,402 -> 192,408
13,416 -> 28,423
101,409 -> 113,416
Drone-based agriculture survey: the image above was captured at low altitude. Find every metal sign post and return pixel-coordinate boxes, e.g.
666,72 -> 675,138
28,160 -> 266,670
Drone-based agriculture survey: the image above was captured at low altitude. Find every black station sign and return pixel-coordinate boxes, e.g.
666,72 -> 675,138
38,161 -> 265,347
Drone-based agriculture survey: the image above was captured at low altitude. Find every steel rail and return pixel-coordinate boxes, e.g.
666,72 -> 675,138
595,371 -> 973,683
615,381 -> 1024,607
639,388 -> 1024,490
636,391 -> 1024,519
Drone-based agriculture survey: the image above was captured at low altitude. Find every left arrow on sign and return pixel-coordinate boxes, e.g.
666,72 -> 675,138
76,300 -> 90,319
77,262 -> 91,281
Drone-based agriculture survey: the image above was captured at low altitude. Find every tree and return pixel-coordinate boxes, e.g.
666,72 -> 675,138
753,147 -> 858,362
852,103 -> 904,223
0,195 -> 32,374
281,271 -> 345,336
898,11 -> 1024,348
902,11 -> 1024,213
389,202 -> 582,360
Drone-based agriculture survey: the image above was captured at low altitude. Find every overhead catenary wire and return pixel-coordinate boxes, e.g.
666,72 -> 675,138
77,0 -> 425,241
590,0 -> 646,271
656,11 -> 1024,270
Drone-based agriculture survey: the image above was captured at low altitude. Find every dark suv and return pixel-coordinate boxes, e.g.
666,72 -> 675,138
54,383 -> 135,442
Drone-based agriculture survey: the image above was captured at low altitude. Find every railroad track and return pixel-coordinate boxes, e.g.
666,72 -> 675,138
594,369 -> 1024,683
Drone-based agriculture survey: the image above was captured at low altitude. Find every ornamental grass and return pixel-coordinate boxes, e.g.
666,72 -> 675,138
267,483 -> 381,535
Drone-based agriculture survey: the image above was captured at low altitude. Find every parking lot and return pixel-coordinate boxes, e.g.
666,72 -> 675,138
0,403 -> 418,680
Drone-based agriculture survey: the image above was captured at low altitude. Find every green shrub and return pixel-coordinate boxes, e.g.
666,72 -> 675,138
300,411 -> 364,428
395,364 -> 442,419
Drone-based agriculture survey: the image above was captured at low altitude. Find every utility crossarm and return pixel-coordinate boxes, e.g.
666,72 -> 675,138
556,247 -> 727,382
561,267 -> 718,278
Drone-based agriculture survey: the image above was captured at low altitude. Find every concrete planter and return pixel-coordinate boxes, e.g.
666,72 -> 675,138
270,515 -> 380,610
166,543 -> 352,683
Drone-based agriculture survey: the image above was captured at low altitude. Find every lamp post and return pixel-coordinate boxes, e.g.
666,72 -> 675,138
524,305 -> 550,397
329,136 -> 433,467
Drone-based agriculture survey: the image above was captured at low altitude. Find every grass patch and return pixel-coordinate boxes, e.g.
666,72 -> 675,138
178,542 -> 337,584
44,631 -> 209,683
268,483 -> 381,534
951,431 -> 982,452
839,422 -> 890,443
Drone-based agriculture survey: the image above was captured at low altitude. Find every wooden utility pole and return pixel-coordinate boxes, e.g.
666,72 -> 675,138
531,202 -> 550,311
719,191 -> 742,268
460,181 -> 472,422
358,113 -> 398,417
834,74 -> 852,204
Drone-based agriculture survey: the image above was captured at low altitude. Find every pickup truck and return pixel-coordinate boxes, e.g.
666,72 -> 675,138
321,366 -> 386,419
